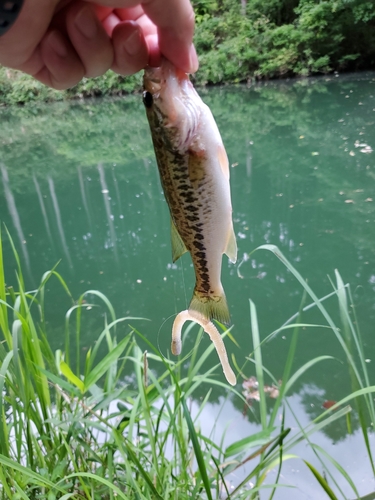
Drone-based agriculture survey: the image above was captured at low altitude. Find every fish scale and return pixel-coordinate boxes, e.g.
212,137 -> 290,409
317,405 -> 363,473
143,60 -> 237,326
143,60 -> 237,380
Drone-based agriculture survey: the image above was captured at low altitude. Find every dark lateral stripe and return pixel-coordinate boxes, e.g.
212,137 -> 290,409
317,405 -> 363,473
185,205 -> 199,212
193,241 -> 205,250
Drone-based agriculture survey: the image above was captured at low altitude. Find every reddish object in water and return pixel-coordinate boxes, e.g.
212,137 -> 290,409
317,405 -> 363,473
322,400 -> 337,409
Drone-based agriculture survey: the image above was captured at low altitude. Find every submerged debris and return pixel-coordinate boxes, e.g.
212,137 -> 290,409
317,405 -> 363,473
322,400 -> 338,410
242,376 -> 280,402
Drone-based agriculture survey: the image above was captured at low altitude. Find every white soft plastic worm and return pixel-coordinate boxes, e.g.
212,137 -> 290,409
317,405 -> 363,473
171,310 -> 236,386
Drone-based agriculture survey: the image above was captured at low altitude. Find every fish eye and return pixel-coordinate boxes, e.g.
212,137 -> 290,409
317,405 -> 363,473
143,91 -> 153,108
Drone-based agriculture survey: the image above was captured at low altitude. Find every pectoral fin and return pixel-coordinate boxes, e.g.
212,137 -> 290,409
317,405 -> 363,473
218,144 -> 229,180
171,219 -> 188,262
225,224 -> 237,264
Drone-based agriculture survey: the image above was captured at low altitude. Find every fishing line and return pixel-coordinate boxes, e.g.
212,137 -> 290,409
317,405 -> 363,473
155,312 -> 178,359
155,311 -> 204,362
180,257 -> 188,309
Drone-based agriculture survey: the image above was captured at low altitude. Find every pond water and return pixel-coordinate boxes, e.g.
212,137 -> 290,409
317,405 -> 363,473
0,72 -> 375,498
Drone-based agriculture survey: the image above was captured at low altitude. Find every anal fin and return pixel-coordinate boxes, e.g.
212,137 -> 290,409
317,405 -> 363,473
225,224 -> 237,264
171,218 -> 188,263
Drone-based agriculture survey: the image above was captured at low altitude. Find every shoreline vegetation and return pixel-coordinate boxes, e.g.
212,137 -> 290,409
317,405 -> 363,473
1,0 -> 375,106
1,233 -> 375,498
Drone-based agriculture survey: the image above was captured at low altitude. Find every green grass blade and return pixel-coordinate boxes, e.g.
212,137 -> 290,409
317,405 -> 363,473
36,365 -> 81,396
0,350 -> 13,457
249,299 -> 267,430
56,472 -> 129,500
112,431 -> 164,500
181,396 -> 213,500
84,333 -> 131,391
60,361 -> 85,393
225,428 -> 276,457
255,245 -> 362,382
13,482 -> 32,500
284,356 -> 335,394
303,460 -> 339,500
311,443 -> 360,498
268,292 -> 306,429
81,290 -> 117,324
0,453 -> 67,493
0,228 -> 10,343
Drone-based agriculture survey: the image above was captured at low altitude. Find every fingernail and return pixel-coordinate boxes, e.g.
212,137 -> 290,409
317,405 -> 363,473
124,28 -> 142,56
47,31 -> 67,58
189,44 -> 199,73
75,6 -> 98,39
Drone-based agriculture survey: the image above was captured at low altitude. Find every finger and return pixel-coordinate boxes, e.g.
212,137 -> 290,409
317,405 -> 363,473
107,9 -> 160,68
127,11 -> 157,38
36,30 -> 85,89
101,12 -> 120,36
111,20 -> 148,75
84,0 -> 141,8
99,8 -> 155,38
65,2 -> 114,78
0,0 -> 58,68
145,33 -> 159,67
84,0 -> 198,72
114,5 -> 144,21
142,0 -> 198,73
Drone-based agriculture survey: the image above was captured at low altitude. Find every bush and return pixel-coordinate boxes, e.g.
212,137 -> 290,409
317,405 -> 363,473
1,0 -> 375,104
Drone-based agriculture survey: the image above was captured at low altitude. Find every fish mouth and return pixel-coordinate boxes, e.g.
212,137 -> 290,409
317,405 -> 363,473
143,65 -> 163,95
143,59 -> 189,96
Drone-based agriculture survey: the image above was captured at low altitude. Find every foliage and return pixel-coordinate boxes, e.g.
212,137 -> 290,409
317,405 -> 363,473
1,0 -> 375,104
193,0 -> 375,84
0,230 -> 375,498
0,67 -> 143,106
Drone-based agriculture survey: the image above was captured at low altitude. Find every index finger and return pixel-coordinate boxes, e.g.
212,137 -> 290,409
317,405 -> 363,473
84,0 -> 198,72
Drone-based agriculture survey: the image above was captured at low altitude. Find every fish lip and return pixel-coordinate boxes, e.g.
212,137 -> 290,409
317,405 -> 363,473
143,59 -> 189,95
143,59 -> 200,150
143,66 -> 162,94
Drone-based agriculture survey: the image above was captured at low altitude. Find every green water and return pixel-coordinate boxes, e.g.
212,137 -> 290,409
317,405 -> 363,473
1,72 -> 375,496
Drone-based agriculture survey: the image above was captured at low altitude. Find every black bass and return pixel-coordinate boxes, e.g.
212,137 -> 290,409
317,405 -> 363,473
143,60 -> 237,385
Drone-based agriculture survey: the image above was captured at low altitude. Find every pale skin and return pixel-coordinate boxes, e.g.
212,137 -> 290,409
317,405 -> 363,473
0,0 -> 198,89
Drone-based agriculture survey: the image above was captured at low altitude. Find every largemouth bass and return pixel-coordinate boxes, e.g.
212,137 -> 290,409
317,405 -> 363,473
143,60 -> 237,385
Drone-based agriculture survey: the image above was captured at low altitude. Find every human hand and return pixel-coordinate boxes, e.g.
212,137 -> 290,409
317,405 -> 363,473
0,0 -> 198,90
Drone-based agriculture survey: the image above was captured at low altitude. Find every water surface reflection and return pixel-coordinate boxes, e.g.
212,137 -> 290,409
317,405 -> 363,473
0,74 -> 374,471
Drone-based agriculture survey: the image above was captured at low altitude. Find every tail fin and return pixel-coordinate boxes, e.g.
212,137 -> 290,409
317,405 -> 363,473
188,285 -> 231,325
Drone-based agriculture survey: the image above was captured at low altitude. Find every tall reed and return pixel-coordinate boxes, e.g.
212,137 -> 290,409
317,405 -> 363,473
0,233 -> 374,499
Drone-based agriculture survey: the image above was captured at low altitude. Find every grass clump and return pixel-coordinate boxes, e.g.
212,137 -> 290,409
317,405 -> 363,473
0,231 -> 375,499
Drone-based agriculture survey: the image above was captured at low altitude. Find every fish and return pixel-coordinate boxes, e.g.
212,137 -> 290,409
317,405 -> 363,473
143,59 -> 237,385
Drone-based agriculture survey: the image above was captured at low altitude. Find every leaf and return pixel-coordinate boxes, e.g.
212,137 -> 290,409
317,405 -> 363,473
36,365 -> 81,396
60,361 -> 84,393
181,397 -> 213,500
310,443 -> 359,498
225,428 -> 276,457
84,334 -> 131,391
303,460 -> 339,500
285,356 -> 335,394
0,453 -> 67,493
250,299 -> 267,429
0,350 -> 13,456
56,472 -> 129,500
